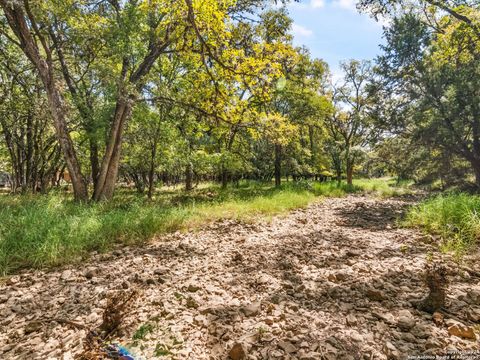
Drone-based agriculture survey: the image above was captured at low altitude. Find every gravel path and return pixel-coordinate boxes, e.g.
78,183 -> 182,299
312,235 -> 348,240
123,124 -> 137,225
1,195 -> 479,359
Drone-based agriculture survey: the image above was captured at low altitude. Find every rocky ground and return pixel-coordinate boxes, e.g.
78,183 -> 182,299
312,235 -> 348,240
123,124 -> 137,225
1,195 -> 480,360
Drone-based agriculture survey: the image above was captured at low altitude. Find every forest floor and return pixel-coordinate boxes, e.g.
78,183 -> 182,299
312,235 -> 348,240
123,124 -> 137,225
1,194 -> 480,359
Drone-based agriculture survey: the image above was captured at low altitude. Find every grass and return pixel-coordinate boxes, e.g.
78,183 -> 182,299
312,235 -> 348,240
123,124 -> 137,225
353,178 -> 414,197
0,178 -> 411,275
404,192 -> 480,255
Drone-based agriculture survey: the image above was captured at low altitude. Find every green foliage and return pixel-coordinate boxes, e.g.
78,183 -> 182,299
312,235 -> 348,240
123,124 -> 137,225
133,323 -> 155,342
405,193 -> 480,254
369,7 -> 480,189
154,343 -> 171,357
353,178 -> 413,197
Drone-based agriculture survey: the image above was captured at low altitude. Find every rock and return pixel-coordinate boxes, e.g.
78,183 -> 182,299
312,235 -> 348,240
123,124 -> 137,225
425,337 -> 441,350
349,330 -> 363,342
400,332 -> 416,342
86,312 -> 99,324
44,338 -> 60,352
300,352 -> 323,360
397,310 -> 416,331
366,289 -> 385,302
187,284 -> 201,293
346,250 -> 360,257
432,311 -> 443,326
346,314 -> 357,326
232,252 -> 244,262
229,343 -> 246,360
411,324 -> 430,339
186,296 -> 198,309
61,270 -> 72,281
241,302 -> 261,317
372,310 -> 395,324
467,289 -> 480,305
334,272 -> 347,282
264,317 -> 274,325
84,267 -> 97,279
278,340 -> 297,353
6,276 -> 20,286
145,278 -> 156,285
29,337 -> 43,346
154,267 -> 168,276
467,308 -> 480,322
24,321 -> 42,334
447,322 -> 477,340
383,341 -> 400,359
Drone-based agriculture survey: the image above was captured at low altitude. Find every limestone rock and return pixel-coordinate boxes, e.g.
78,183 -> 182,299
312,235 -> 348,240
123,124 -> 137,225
467,308 -> 480,322
397,310 -> 416,331
346,314 -> 357,326
432,311 -> 443,326
366,289 -> 385,302
241,302 -> 261,317
84,267 -> 97,279
467,289 -> 480,305
448,323 -> 477,340
24,321 -> 42,334
278,340 -> 297,354
229,343 -> 246,360
6,276 -> 20,286
61,270 -> 73,281
383,341 -> 400,359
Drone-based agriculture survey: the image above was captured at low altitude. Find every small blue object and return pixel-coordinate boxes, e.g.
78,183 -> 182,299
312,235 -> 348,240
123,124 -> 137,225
106,344 -> 136,360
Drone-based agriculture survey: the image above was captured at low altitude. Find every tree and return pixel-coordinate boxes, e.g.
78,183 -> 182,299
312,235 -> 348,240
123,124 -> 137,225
372,8 -> 480,188
0,38 -> 61,193
0,0 -> 266,201
359,0 -> 480,39
272,48 -> 333,184
326,60 -> 377,185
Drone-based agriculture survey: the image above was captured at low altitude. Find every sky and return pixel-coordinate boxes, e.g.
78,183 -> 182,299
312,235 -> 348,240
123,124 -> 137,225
284,0 -> 386,79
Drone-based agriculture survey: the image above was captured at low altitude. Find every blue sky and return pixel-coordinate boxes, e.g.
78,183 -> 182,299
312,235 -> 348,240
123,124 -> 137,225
284,0 -> 386,78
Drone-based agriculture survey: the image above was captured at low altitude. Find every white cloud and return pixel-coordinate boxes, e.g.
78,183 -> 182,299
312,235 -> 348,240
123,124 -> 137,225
332,0 -> 357,11
291,23 -> 314,37
310,0 -> 326,8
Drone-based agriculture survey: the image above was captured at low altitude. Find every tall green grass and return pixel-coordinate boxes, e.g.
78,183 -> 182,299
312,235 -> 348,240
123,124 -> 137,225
404,193 -> 480,254
353,178 -> 414,197
0,178 -> 411,275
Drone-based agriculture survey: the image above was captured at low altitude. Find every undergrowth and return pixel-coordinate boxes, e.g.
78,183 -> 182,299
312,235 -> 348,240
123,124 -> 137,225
404,193 -> 480,255
0,178 -> 411,275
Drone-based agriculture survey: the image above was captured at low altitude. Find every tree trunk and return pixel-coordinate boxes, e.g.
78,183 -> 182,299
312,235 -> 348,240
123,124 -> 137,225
44,81 -> 88,200
89,137 -> 100,191
93,96 -> 132,201
346,161 -> 353,186
185,162 -> 193,191
221,163 -> 228,188
148,141 -> 157,200
308,125 -> 316,170
473,159 -> 480,190
274,144 -> 282,188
